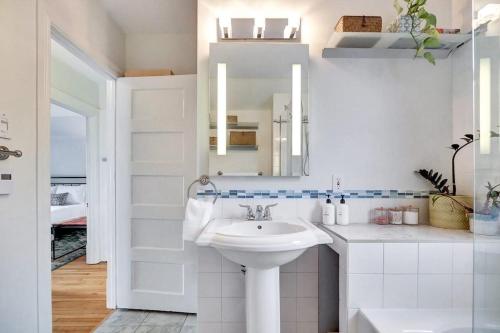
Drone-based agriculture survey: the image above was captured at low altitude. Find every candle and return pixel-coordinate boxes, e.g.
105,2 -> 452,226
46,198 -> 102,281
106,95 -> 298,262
403,207 -> 419,225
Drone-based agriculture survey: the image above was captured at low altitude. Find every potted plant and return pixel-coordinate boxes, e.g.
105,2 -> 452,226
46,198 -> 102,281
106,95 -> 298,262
389,0 -> 441,65
470,182 -> 500,235
416,132 -> 499,229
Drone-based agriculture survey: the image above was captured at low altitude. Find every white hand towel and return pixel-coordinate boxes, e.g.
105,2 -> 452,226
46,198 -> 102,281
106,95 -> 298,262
183,198 -> 214,241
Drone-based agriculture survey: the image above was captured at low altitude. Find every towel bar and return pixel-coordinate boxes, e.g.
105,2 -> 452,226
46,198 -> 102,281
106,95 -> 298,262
187,175 -> 219,204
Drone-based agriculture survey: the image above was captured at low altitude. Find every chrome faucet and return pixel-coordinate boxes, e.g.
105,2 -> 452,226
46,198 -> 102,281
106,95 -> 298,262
240,203 -> 278,221
263,203 -> 278,220
255,205 -> 263,220
239,204 -> 255,220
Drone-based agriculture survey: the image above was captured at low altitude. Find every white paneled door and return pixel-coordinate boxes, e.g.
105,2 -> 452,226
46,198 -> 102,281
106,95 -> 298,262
116,75 -> 197,312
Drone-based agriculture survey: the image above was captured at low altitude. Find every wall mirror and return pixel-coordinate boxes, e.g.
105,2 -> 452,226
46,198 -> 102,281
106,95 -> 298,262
209,42 -> 309,177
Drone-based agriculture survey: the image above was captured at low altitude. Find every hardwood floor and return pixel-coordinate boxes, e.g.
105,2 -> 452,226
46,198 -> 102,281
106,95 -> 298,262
52,256 -> 112,333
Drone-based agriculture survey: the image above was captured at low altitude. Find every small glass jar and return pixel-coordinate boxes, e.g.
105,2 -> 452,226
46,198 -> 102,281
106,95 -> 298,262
403,206 -> 419,225
388,208 -> 403,225
373,207 -> 389,225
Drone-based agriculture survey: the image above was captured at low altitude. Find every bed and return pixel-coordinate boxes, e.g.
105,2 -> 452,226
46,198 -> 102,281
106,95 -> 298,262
50,177 -> 87,260
51,204 -> 87,225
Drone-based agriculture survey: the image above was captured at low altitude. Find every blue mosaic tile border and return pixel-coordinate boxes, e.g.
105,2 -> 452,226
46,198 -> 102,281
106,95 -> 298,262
197,189 -> 431,199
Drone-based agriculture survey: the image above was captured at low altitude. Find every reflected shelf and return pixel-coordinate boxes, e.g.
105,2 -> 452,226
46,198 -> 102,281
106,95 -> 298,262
209,145 -> 259,151
209,122 -> 259,130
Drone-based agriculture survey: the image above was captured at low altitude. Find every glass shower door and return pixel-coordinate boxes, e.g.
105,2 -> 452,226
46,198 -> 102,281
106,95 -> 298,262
474,1 -> 500,331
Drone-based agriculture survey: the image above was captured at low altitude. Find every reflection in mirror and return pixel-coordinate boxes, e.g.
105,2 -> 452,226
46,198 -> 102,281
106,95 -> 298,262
209,43 -> 309,177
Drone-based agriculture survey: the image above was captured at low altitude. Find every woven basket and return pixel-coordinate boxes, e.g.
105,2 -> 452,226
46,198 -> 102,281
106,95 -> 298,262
335,16 -> 382,32
428,195 -> 472,230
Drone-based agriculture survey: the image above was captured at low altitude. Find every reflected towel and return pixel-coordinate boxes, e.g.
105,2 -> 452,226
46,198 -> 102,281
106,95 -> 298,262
183,198 -> 214,241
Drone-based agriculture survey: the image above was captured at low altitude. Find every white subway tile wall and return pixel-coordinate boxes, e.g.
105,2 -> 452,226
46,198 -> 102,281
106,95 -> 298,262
418,243 -> 453,274
345,241 -> 473,332
348,244 -> 383,273
383,243 -> 418,274
418,274 -> 453,308
383,274 -> 418,308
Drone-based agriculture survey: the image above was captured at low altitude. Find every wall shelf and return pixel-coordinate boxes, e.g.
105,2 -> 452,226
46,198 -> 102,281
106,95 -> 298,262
210,145 -> 259,151
210,122 -> 259,130
322,32 -> 471,59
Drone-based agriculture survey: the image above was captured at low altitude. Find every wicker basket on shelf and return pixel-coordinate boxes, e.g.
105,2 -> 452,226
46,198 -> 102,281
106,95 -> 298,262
335,16 -> 382,32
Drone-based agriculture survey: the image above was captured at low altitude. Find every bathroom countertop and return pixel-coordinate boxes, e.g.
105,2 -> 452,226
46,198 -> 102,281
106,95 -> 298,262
321,223 -> 473,243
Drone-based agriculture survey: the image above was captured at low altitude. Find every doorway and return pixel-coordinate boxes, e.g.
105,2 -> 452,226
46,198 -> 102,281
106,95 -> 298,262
49,34 -> 117,332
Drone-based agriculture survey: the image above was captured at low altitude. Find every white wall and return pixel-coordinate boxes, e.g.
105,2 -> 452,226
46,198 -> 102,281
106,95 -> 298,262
51,57 -> 101,111
126,33 -> 197,74
51,112 -> 87,177
46,0 -> 126,74
198,0 -> 456,191
0,1 -> 44,332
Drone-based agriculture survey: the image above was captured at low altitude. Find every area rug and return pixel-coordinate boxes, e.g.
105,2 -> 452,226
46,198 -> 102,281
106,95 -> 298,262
51,229 -> 86,271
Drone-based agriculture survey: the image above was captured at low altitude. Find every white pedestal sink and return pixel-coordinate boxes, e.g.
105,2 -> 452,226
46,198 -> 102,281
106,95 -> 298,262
196,219 -> 332,333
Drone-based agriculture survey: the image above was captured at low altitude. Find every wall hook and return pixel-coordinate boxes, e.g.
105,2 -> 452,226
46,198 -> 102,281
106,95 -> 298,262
0,146 -> 22,160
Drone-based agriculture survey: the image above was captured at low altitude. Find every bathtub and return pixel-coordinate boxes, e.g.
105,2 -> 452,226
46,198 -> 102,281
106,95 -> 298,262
357,309 -> 499,333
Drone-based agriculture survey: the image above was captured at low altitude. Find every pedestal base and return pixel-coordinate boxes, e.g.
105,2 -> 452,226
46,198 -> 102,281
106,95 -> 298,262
245,267 -> 280,333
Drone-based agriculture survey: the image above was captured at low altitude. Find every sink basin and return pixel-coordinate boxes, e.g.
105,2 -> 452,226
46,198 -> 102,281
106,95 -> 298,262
216,222 -> 306,237
197,219 -> 331,268
196,218 -> 332,333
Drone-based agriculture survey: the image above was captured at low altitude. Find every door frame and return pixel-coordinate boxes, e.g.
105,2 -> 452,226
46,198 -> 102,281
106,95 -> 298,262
36,7 -> 119,332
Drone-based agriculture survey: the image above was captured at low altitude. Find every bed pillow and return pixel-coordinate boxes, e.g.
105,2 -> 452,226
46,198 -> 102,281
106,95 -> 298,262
56,185 -> 86,204
51,192 -> 68,206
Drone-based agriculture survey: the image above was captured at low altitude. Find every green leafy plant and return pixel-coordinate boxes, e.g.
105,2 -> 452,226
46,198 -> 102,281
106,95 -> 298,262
415,131 -> 500,214
478,182 -> 500,214
394,0 -> 441,65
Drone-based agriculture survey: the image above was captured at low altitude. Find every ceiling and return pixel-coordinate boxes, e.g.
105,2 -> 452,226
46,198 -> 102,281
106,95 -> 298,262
99,0 -> 197,34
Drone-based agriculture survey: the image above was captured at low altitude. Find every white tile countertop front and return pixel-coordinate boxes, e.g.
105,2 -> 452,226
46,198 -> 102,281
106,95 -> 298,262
319,223 -> 475,333
321,223 -> 473,243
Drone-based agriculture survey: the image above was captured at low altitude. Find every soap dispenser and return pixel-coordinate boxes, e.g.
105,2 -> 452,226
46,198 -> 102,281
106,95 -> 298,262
322,194 -> 335,225
336,195 -> 349,225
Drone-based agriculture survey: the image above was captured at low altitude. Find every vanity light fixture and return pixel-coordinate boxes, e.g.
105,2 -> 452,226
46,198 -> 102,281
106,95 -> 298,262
217,63 -> 227,155
217,17 -> 300,40
480,58 -> 491,155
254,17 -> 266,38
292,64 -> 301,156
284,16 -> 301,39
219,17 -> 232,38
478,4 -> 500,25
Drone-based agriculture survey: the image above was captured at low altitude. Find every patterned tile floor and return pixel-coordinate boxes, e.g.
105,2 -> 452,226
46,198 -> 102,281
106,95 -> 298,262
94,309 -> 196,333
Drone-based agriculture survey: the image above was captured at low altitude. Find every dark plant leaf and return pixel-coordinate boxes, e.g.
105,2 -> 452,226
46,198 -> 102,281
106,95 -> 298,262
465,134 -> 474,140
451,144 -> 460,150
416,169 -> 449,194
431,172 -> 438,182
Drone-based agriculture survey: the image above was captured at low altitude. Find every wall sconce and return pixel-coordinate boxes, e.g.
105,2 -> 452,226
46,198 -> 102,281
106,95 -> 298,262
219,17 -> 232,39
217,63 -> 227,155
217,17 -> 301,41
284,16 -> 301,39
254,17 -> 266,38
292,64 -> 302,156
